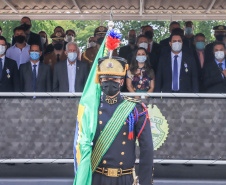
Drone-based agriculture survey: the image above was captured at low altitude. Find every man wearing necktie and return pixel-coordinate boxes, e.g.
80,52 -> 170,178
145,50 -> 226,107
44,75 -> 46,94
203,42 -> 226,93
0,36 -> 19,92
142,25 -> 161,73
53,42 -> 88,92
155,29 -> 199,93
193,33 -> 206,92
19,43 -> 52,92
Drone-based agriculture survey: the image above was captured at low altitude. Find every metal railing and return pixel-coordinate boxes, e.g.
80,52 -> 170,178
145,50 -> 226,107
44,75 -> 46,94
0,92 -> 226,98
1,158 -> 226,165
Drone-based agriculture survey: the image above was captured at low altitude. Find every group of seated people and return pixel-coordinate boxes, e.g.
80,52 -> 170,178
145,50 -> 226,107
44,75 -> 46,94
0,17 -> 226,94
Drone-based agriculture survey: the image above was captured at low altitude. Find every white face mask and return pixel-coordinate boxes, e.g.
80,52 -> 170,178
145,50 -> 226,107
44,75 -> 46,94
171,42 -> 182,52
0,45 -> 6,55
215,51 -> 225,60
139,42 -> 148,50
41,37 -> 46,45
89,41 -> 96,48
65,35 -> 74,43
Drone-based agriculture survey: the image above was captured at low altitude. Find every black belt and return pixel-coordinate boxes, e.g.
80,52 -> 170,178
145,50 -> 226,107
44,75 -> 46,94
95,167 -> 133,177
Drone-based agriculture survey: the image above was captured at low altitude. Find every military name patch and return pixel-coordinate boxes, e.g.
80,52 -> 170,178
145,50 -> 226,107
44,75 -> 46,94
148,104 -> 169,150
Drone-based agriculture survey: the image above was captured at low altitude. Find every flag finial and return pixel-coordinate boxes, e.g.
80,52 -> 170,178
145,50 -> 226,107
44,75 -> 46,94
108,9 -> 114,31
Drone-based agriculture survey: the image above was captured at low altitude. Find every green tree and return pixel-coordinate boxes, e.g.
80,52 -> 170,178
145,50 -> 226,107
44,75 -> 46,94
1,20 -> 226,49
0,20 -> 20,43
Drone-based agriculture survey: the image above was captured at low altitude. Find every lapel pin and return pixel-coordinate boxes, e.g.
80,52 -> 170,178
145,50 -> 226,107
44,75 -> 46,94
6,69 -> 10,78
184,63 -> 188,73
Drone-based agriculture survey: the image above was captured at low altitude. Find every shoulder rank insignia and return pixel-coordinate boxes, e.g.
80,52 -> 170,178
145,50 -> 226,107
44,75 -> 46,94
123,96 -> 141,103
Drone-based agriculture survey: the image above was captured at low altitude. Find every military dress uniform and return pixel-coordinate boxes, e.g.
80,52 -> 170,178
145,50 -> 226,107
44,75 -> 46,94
44,32 -> 67,72
82,26 -> 118,71
44,51 -> 67,72
82,46 -> 99,70
91,56 -> 154,185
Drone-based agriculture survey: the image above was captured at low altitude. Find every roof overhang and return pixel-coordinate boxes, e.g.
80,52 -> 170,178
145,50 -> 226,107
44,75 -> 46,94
0,0 -> 226,21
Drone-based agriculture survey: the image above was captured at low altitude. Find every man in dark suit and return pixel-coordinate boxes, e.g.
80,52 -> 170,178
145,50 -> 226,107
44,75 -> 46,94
193,33 -> 206,92
203,42 -> 226,93
142,25 -> 161,72
53,42 -> 88,92
155,31 -> 199,93
19,44 -> 51,92
159,21 -> 181,47
183,21 -> 195,49
0,36 -> 19,92
12,17 -> 43,61
204,25 -> 226,64
119,30 -> 137,60
159,22 -> 189,49
142,25 -> 161,55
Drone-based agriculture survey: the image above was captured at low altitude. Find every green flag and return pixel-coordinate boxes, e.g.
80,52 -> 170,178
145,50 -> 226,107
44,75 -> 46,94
73,36 -> 107,185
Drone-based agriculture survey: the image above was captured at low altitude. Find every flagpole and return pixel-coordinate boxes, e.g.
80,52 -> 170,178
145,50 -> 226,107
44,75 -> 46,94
108,9 -> 114,59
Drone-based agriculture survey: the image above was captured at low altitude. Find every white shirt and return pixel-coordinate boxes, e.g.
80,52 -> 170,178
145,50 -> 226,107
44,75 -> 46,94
171,51 -> 182,90
30,61 -> 40,78
0,55 -> 5,69
67,59 -> 77,93
6,43 -> 30,69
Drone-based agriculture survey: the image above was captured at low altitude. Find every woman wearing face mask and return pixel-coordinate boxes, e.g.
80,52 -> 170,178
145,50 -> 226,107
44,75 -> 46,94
38,31 -> 48,53
126,48 -> 155,98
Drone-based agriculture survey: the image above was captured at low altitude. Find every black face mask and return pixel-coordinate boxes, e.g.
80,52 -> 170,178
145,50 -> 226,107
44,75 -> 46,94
101,80 -> 121,96
128,36 -> 136,44
54,43 -> 63,50
21,23 -> 31,31
97,37 -> 104,45
215,35 -> 224,42
145,31 -> 153,39
14,35 -> 26,44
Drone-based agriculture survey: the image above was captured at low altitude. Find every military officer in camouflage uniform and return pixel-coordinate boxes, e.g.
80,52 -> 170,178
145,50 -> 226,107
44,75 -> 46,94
91,56 -> 154,185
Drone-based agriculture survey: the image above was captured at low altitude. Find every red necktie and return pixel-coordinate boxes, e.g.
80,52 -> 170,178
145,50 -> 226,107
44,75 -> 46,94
147,43 -> 150,53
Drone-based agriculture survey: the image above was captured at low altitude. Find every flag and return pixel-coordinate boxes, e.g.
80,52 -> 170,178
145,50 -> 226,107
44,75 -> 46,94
73,36 -> 107,185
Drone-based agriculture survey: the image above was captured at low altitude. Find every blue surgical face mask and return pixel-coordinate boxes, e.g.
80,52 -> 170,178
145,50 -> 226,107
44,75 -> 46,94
136,56 -> 147,63
30,52 -> 40,61
185,27 -> 193,35
68,52 -> 77,62
196,42 -> 205,50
